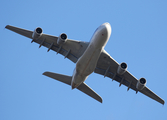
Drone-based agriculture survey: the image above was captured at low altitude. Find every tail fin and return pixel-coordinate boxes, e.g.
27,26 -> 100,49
43,71 -> 102,103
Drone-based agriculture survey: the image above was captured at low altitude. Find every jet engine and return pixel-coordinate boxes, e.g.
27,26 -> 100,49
136,78 -> 146,90
57,33 -> 67,45
32,27 -> 43,39
117,62 -> 127,75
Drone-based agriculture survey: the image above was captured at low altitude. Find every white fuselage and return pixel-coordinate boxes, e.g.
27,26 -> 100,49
71,23 -> 112,89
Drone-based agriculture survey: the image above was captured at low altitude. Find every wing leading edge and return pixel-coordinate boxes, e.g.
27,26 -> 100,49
94,49 -> 165,105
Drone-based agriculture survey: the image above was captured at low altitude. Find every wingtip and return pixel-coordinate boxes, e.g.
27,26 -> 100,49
42,71 -> 49,76
42,72 -> 46,75
98,97 -> 103,103
5,25 -> 10,29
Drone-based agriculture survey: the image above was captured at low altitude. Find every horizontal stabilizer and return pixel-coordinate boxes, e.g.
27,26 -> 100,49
77,83 -> 102,103
43,72 -> 72,85
43,71 -> 102,103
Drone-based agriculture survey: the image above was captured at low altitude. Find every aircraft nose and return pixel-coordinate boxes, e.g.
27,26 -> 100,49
100,22 -> 112,37
103,22 -> 111,32
102,22 -> 110,28
104,22 -> 110,26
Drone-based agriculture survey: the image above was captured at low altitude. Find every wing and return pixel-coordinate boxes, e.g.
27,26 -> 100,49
6,25 -> 102,103
94,49 -> 165,105
43,72 -> 102,103
5,25 -> 89,63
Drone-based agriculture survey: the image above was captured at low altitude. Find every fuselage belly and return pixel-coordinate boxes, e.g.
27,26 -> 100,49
71,23 -> 111,89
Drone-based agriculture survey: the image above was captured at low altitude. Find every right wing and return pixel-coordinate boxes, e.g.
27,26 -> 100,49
94,49 -> 165,105
5,25 -> 89,63
43,72 -> 102,103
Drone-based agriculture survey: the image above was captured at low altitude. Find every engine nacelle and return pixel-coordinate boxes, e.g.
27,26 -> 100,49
136,78 -> 146,90
57,33 -> 67,45
117,62 -> 127,75
32,27 -> 43,39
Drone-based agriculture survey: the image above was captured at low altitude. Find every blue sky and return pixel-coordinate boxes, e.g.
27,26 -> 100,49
1,0 -> 167,120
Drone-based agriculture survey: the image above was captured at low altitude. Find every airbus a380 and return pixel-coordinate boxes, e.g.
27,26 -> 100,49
5,23 -> 165,105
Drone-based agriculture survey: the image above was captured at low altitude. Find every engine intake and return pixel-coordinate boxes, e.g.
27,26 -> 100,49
136,78 -> 146,90
32,27 -> 43,39
57,33 -> 67,45
117,62 -> 127,75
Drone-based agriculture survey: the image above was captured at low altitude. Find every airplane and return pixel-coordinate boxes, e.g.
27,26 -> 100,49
5,22 -> 165,105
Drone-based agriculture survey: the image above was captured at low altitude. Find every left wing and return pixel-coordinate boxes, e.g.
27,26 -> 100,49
5,25 -> 89,63
94,49 -> 165,105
